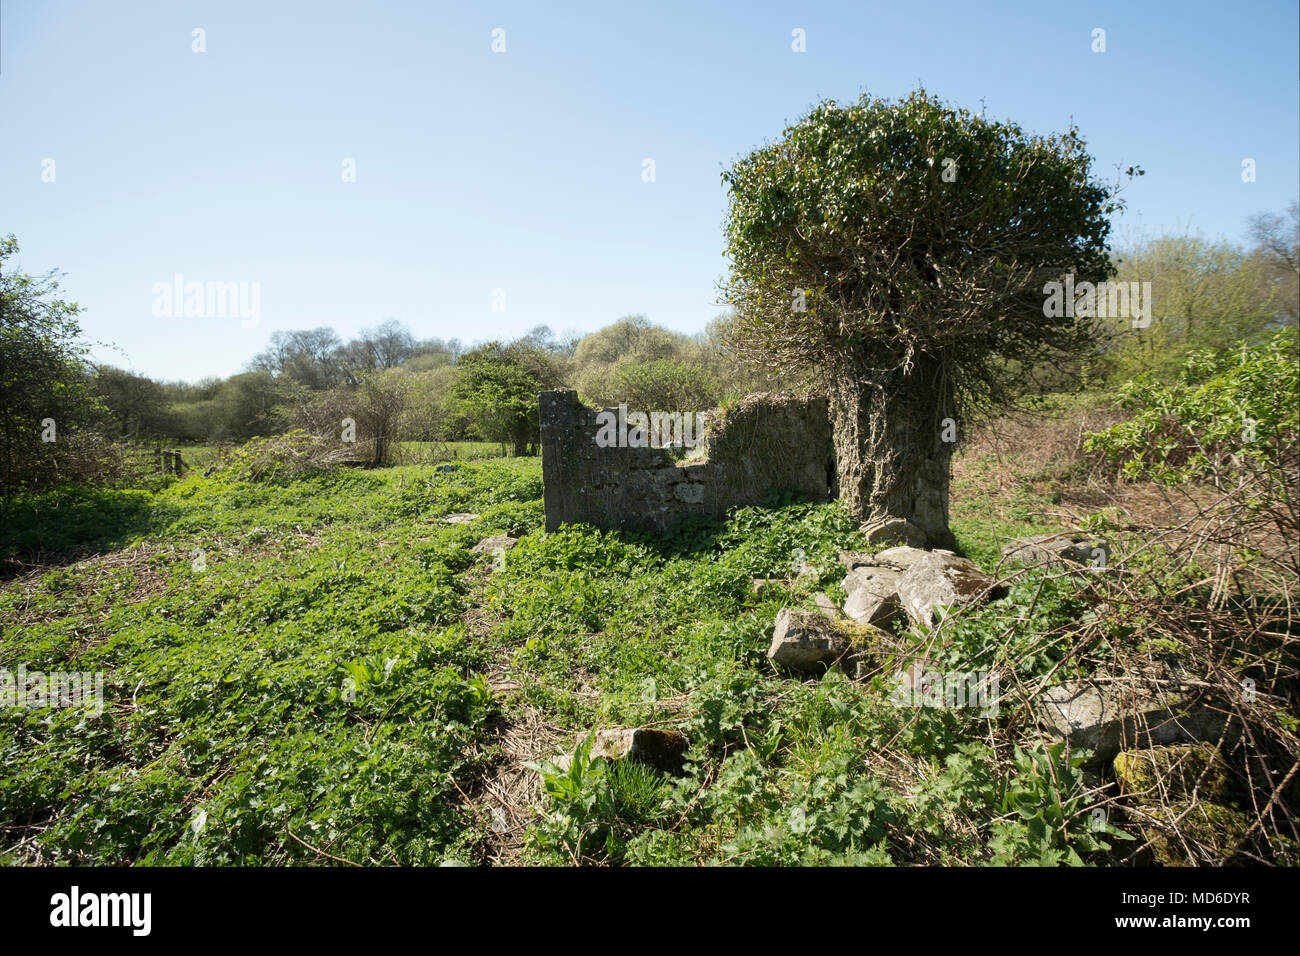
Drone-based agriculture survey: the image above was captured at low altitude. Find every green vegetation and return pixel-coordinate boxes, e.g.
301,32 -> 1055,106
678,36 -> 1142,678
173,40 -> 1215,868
1086,329 -> 1298,487
1,95 -> 1295,868
0,438 -> 1161,866
3,353 -> 1297,866
0,235 -> 106,491
1,461 -> 540,864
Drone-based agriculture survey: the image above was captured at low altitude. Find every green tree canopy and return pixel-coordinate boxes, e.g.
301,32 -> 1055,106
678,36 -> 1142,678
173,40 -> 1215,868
0,235 -> 103,490
449,343 -> 546,455
721,90 -> 1120,544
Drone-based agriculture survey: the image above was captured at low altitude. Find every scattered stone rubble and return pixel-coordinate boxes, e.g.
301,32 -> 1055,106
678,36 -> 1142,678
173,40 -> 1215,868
843,546 -> 1006,630
765,545 -> 1007,676
765,533 -> 1231,764
566,530 -> 1241,860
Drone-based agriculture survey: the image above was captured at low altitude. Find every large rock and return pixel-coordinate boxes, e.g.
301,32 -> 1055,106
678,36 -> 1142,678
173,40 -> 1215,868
1003,533 -> 1110,569
768,609 -> 850,672
842,565 -> 903,626
1036,679 -> 1233,767
895,552 -> 1008,626
872,546 -> 952,571
767,608 -> 886,674
838,546 -> 946,572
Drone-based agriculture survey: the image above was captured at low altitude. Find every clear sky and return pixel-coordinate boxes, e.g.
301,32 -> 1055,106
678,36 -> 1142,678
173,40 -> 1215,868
2,0 -> 1297,382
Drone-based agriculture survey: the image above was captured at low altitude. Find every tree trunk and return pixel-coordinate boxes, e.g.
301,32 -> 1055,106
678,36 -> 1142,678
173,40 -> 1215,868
827,351 -> 956,550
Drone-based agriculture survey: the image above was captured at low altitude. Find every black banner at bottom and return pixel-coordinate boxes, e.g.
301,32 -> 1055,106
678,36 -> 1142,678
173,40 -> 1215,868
0,864 -> 1287,942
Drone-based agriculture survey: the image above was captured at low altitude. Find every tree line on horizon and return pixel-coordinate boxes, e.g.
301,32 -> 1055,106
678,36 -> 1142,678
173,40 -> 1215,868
2,198 -> 1296,490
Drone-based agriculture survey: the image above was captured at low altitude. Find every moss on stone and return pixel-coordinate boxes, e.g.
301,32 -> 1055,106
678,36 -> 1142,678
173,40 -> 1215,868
832,618 -> 890,649
1113,743 -> 1231,802
1145,800 -> 1251,866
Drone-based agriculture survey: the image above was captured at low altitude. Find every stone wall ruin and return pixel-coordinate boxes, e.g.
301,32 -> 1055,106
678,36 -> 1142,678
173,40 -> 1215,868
540,389 -> 834,534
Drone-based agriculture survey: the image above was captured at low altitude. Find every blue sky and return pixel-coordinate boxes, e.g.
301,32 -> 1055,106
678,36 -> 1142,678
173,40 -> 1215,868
2,0 -> 1297,382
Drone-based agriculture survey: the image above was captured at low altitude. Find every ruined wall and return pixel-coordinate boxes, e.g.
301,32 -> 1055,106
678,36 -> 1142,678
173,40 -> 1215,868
540,389 -> 834,534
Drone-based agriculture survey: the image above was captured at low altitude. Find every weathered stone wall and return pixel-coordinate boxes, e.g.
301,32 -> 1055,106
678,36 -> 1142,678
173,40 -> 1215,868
540,389 -> 834,534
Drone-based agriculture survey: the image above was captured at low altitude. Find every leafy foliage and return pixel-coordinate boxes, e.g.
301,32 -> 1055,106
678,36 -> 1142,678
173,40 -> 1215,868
721,88 -> 1118,410
1085,329 -> 1299,487
0,235 -> 107,492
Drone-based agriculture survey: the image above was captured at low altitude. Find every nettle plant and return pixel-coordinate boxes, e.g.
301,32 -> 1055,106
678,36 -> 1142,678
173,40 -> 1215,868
722,89 -> 1123,547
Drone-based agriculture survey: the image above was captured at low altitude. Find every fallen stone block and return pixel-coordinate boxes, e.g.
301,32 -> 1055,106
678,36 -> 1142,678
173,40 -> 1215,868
767,608 -> 888,675
896,551 -> 1008,626
1036,679 -> 1234,767
768,608 -> 849,672
842,565 -> 904,626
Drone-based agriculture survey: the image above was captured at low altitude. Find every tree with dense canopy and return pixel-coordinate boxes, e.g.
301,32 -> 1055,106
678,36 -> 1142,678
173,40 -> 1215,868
449,342 -> 559,456
722,90 -> 1123,547
0,235 -> 103,491
92,366 -> 172,439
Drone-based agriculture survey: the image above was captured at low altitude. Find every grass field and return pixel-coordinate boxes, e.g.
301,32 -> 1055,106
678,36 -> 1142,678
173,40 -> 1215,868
0,400 -> 1283,865
122,440 -> 513,474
